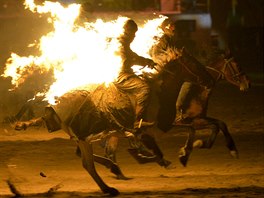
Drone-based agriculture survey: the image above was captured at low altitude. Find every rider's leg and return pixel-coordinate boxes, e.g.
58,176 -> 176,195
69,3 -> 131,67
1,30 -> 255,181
134,78 -> 154,127
175,81 -> 192,122
114,76 -> 154,128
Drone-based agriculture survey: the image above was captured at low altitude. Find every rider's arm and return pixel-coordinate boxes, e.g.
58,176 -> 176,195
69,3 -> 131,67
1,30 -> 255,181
130,51 -> 155,69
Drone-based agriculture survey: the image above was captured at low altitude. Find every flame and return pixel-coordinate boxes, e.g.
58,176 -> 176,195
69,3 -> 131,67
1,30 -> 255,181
132,16 -> 167,75
2,0 -> 167,104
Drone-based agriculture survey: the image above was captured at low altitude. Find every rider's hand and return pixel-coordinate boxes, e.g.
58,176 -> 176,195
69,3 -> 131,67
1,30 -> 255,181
145,59 -> 156,69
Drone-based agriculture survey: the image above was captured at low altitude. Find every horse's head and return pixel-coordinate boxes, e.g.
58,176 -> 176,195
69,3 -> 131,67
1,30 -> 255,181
207,55 -> 251,92
224,57 -> 250,91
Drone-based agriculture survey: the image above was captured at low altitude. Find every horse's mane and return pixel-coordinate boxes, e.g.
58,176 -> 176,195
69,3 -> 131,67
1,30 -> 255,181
196,46 -> 227,66
150,45 -> 226,76
151,46 -> 182,72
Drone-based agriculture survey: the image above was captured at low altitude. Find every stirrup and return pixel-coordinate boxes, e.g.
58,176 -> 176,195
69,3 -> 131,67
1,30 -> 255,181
127,148 -> 157,164
134,119 -> 154,129
175,109 -> 184,122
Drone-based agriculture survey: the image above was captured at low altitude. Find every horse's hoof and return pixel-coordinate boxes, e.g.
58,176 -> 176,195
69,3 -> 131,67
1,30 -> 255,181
75,146 -> 81,157
116,174 -> 132,180
193,139 -> 203,148
179,155 -> 189,167
230,150 -> 239,159
164,162 -> 176,170
157,158 -> 172,168
178,147 -> 190,167
103,187 -> 119,196
178,147 -> 186,157
14,122 -> 26,131
110,164 -> 131,180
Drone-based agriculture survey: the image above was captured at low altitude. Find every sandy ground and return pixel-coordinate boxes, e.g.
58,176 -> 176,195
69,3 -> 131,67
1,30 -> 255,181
0,82 -> 263,197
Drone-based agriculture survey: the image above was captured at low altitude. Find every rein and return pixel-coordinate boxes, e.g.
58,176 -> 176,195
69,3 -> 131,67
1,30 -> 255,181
158,60 -> 203,80
206,57 -> 243,83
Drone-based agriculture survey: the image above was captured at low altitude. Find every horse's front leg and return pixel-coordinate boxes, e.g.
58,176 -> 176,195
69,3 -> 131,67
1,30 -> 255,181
104,136 -> 119,163
193,119 -> 220,149
105,132 -> 171,168
193,117 -> 238,158
139,133 -> 172,168
77,140 -> 119,196
178,126 -> 195,167
15,117 -> 43,130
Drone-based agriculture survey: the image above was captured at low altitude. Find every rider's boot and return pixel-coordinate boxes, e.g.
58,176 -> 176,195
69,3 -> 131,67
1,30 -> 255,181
175,108 -> 184,122
134,119 -> 154,129
173,81 -> 192,125
127,133 -> 157,164
173,108 -> 192,125
134,105 -> 154,129
127,104 -> 157,163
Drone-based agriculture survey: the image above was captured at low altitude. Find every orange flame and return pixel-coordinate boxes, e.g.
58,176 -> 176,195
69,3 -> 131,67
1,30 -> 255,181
2,0 -> 167,104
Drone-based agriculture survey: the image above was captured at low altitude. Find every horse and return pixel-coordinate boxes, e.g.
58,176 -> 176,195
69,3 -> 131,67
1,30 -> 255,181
174,53 -> 250,164
175,53 -> 250,155
104,52 -> 250,169
15,89 -> 133,196
13,48 -> 214,195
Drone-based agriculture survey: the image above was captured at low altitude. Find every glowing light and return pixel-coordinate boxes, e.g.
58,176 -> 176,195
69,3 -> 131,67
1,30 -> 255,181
2,0 -> 167,104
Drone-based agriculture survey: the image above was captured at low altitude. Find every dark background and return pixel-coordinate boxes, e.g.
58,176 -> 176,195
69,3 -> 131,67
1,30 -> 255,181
0,0 -> 263,121
0,0 -> 262,73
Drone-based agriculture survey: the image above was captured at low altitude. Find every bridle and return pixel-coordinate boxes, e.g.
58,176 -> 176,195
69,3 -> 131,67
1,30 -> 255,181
206,57 -> 244,83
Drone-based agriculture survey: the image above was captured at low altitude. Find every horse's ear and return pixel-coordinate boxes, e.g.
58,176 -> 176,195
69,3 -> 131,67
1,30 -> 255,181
224,48 -> 232,58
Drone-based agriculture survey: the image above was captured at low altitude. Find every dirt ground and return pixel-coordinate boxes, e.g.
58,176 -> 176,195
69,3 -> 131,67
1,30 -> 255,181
0,82 -> 263,197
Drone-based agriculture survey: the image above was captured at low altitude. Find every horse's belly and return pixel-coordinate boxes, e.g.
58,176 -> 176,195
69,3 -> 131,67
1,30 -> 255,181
185,100 -> 203,118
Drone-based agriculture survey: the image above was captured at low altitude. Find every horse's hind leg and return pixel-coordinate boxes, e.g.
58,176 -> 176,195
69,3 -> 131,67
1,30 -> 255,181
104,136 -> 119,163
105,132 -> 171,168
78,140 -> 119,196
93,154 -> 131,180
101,136 -> 132,180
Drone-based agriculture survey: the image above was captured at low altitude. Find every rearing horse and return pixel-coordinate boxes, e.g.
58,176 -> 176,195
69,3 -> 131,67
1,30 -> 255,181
104,52 -> 250,169
146,53 -> 250,165
176,54 -> 250,157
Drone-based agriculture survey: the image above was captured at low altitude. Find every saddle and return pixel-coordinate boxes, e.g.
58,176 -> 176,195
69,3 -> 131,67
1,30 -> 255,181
91,83 -> 136,132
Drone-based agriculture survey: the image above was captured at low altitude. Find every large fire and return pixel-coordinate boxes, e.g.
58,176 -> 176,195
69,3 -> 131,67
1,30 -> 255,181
2,0 -> 166,104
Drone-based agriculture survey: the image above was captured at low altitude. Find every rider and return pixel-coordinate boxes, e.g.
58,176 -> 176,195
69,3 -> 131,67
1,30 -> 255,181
115,19 -> 156,128
150,18 -> 214,125
112,19 -> 170,166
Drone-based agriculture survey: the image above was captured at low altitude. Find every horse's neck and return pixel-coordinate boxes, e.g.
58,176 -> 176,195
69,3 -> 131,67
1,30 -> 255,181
206,57 -> 226,82
183,56 -> 226,118
144,77 -> 163,121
